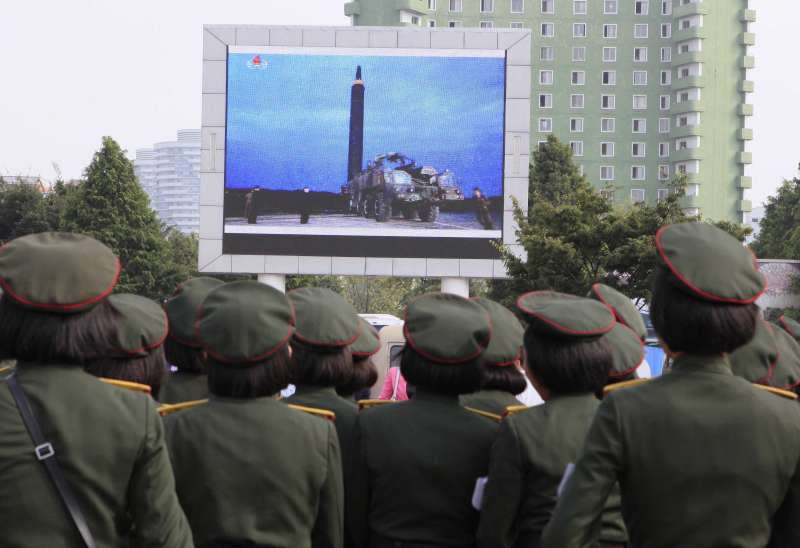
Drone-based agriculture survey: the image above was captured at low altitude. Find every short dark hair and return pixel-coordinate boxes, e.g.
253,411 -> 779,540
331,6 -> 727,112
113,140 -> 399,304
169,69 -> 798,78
336,356 -> 378,397
290,338 -> 353,388
207,345 -> 291,398
400,346 -> 484,395
523,329 -> 611,396
650,266 -> 758,355
0,296 -> 119,365
480,364 -> 527,395
164,338 -> 206,374
85,347 -> 167,399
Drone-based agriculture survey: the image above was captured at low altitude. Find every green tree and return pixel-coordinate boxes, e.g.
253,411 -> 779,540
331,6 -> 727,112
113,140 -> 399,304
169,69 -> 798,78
0,179 -> 53,242
752,175 -> 800,260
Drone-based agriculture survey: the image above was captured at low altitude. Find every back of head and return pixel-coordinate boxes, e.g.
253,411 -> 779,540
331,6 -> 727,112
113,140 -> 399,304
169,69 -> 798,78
163,277 -> 224,373
588,283 -> 647,342
472,297 -> 527,395
337,318 -> 381,397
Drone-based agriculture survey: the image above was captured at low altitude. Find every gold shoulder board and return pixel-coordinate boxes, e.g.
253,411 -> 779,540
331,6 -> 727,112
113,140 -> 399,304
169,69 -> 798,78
503,404 -> 528,418
287,404 -> 336,422
602,378 -> 650,397
464,406 -> 503,423
358,399 -> 396,411
99,378 -> 152,395
0,365 -> 12,375
158,399 -> 209,417
753,384 -> 798,401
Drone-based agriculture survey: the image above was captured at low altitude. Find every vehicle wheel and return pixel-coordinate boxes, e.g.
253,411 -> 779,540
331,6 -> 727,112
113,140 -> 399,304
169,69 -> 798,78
419,203 -> 439,222
402,206 -> 417,220
375,194 -> 391,222
363,198 -> 375,219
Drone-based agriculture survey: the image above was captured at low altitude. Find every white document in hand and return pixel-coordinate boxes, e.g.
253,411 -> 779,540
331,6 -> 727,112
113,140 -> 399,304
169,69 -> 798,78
472,476 -> 488,510
557,463 -> 575,498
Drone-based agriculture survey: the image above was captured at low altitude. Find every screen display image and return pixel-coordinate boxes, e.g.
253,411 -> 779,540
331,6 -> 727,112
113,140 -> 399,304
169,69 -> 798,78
223,46 -> 507,258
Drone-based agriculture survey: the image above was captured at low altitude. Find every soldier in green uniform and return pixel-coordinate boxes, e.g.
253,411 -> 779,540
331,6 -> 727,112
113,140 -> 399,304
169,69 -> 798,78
460,297 -> 527,419
160,276 -> 223,404
284,286 -> 362,547
165,280 -> 344,548
338,317 -> 380,401
778,314 -> 800,343
476,291 -> 627,548
543,222 -> 800,548
85,293 -> 168,398
729,316 -> 800,394
0,232 -> 192,548
352,293 -> 498,548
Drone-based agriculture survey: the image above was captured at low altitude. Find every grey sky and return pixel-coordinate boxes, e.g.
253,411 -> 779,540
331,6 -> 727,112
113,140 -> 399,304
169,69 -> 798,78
0,1 -> 793,207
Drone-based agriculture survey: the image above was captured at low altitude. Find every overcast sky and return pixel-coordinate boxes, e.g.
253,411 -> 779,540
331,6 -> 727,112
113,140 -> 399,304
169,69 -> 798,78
1,1 -> 794,207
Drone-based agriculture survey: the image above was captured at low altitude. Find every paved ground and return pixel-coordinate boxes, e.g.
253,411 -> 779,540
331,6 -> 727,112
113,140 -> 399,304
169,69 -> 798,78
226,210 -> 501,231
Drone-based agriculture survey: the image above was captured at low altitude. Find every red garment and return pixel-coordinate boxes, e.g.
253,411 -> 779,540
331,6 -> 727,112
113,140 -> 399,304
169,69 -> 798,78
378,367 -> 408,401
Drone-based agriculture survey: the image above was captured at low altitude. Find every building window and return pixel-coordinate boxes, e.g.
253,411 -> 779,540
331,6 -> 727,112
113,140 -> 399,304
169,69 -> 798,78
448,20 -> 463,27
678,91 -> 690,102
604,24 -> 618,39
510,22 -> 524,28
601,142 -> 616,157
428,20 -> 437,27
574,23 -> 587,38
449,0 -> 462,12
660,95 -> 670,110
601,166 -> 615,180
659,117 -> 670,133
633,95 -> 647,110
571,71 -> 586,85
661,23 -> 672,38
632,118 -> 647,133
603,47 -> 617,62
602,70 -> 617,85
601,188 -> 615,202
601,95 -> 616,109
631,188 -> 646,203
570,141 -> 584,156
604,0 -> 618,14
538,118 -> 553,132
539,70 -> 554,85
411,15 -> 421,25
633,71 -> 648,85
541,22 -> 555,37
634,24 -> 649,39
601,118 -> 616,133
631,166 -> 646,180
573,46 -> 587,61
634,47 -> 648,62
659,165 -> 670,181
428,0 -> 437,8
571,118 -> 585,132
541,0 -> 554,13
687,184 -> 700,196
480,0 -> 494,12
661,47 -> 672,62
661,70 -> 671,85
540,46 -> 555,60
661,0 -> 672,15
480,21 -> 494,28
539,94 -> 553,108
511,0 -> 525,13
634,0 -> 649,15
574,0 -> 588,15
571,94 -> 585,108
632,142 -> 646,157
659,142 -> 670,157
657,188 -> 669,201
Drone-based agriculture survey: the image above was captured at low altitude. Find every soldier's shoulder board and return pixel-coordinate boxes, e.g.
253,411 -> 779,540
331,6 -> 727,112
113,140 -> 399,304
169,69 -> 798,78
752,384 -> 798,401
158,399 -> 209,417
503,404 -> 528,418
287,404 -> 336,421
464,406 -> 504,423
99,377 -> 152,395
357,399 -> 396,411
602,378 -> 650,397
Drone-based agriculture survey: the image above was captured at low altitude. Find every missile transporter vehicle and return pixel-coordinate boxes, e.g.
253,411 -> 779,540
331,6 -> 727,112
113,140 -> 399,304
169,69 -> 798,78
344,153 -> 441,223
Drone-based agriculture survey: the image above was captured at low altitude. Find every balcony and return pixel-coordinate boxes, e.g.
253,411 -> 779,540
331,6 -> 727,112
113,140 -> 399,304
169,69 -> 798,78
672,100 -> 705,115
738,200 -> 753,213
344,2 -> 360,16
673,26 -> 707,43
679,195 -> 701,209
673,50 -> 704,66
739,80 -> 755,93
738,152 -> 753,164
738,176 -> 753,189
739,104 -> 754,116
741,9 -> 757,23
741,32 -> 756,46
671,124 -> 704,139
741,55 -> 755,69
672,75 -> 705,91
672,147 -> 704,163
674,2 -> 710,18
739,128 -> 754,141
395,0 -> 427,13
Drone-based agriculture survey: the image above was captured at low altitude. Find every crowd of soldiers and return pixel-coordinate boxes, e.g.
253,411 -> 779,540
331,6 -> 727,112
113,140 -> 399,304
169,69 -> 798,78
1,223 -> 800,548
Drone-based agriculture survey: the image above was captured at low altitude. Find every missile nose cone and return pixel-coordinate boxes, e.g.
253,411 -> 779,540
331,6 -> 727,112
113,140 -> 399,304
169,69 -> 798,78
356,66 -> 362,80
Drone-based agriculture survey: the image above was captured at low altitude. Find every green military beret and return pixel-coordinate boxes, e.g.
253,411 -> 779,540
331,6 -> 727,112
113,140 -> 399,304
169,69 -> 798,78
656,223 -> 765,303
473,297 -> 524,367
351,318 -> 380,358
403,293 -> 491,365
288,287 -> 361,347
107,294 -> 168,357
589,283 -> 647,341
516,291 -> 615,339
164,277 -> 224,347
196,281 -> 294,365
779,316 -> 800,343
770,326 -> 800,391
0,232 -> 120,313
729,318 -> 776,384
603,323 -> 645,380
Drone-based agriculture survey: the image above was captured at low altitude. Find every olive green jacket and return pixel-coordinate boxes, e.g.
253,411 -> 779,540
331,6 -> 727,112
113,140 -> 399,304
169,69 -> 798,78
159,371 -> 208,404
165,396 -> 344,548
285,386 -> 359,547
477,394 -> 626,548
353,389 -> 499,547
0,364 -> 192,548
460,389 -> 522,417
543,355 -> 800,548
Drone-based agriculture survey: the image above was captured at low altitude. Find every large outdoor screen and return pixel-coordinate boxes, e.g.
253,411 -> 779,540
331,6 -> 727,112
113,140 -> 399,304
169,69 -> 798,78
222,46 -> 507,259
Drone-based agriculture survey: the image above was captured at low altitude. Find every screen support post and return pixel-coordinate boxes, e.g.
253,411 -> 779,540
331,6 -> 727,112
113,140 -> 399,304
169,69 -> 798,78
441,277 -> 469,298
258,274 -> 286,294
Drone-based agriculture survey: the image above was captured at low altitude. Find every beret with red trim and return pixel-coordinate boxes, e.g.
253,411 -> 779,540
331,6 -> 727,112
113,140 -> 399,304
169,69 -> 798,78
288,287 -> 361,348
516,291 -> 615,339
589,284 -> 647,341
473,297 -> 524,367
107,294 -> 168,358
351,318 -> 381,358
779,316 -> 800,343
0,232 -> 120,314
603,323 -> 645,380
729,318 -> 777,384
403,293 -> 491,365
656,223 -> 765,303
164,277 -> 224,347
196,281 -> 294,365
770,325 -> 800,391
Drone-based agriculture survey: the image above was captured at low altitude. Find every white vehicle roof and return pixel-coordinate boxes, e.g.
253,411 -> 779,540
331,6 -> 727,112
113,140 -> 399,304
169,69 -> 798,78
359,313 -> 404,327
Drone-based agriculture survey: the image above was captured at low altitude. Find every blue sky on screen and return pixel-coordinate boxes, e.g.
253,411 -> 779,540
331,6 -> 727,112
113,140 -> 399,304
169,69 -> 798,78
225,52 -> 506,196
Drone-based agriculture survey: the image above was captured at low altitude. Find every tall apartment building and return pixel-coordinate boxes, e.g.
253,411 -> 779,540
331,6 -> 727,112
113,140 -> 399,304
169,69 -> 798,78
134,130 -> 201,233
346,0 -> 756,222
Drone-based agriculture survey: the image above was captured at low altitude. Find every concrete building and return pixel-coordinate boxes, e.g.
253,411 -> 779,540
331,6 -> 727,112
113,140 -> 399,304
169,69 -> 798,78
745,203 -> 764,243
134,130 -> 201,233
346,0 -> 756,222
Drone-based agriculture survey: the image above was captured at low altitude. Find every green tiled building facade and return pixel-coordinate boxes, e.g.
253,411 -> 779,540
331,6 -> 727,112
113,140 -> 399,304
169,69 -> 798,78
345,0 -> 755,222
